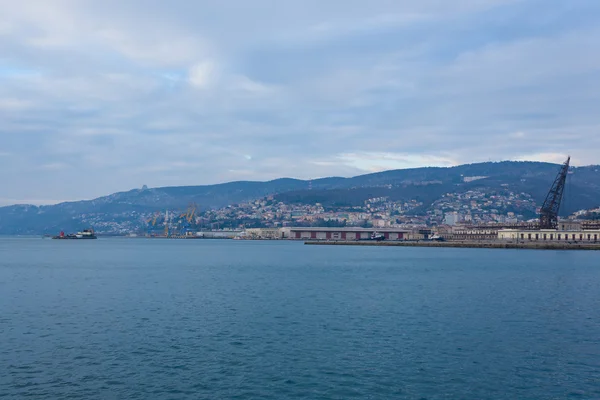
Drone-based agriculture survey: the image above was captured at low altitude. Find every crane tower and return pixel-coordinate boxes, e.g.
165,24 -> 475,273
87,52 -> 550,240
539,156 -> 570,229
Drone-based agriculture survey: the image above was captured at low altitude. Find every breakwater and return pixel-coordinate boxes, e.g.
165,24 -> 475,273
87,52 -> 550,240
304,240 -> 600,250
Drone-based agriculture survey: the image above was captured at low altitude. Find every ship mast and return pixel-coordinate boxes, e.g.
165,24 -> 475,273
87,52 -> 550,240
164,210 -> 169,237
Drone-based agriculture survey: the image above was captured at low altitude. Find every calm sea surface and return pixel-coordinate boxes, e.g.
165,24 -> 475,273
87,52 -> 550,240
1,238 -> 599,399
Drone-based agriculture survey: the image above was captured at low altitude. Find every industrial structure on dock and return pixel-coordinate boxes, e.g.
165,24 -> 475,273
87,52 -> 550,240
496,156 -> 599,243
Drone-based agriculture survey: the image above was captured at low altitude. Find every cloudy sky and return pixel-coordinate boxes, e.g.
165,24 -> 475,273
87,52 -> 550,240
1,0 -> 599,205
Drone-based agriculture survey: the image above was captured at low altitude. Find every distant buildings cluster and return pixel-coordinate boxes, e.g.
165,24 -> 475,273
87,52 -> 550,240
73,187 -> 597,236
432,189 -> 536,226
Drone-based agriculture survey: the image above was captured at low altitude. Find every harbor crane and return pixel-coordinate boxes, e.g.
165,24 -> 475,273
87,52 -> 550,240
185,203 -> 197,224
146,212 -> 161,226
539,156 -> 570,229
176,203 -> 198,235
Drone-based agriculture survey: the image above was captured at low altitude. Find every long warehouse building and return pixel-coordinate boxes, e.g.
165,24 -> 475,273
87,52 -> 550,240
289,227 -> 417,240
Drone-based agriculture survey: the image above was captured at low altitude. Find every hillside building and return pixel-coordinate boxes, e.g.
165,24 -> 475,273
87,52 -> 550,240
444,212 -> 461,226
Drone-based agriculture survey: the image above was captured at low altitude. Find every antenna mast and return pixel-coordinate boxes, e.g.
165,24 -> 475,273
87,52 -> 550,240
539,156 -> 570,229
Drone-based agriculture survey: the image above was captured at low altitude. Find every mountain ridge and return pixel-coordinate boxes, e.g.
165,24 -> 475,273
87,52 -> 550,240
1,160 -> 599,234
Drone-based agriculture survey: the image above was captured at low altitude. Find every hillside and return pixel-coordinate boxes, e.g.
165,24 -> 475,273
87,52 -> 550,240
1,161 -> 599,234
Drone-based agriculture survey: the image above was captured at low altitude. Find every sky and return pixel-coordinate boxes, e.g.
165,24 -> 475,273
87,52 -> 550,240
1,0 -> 599,205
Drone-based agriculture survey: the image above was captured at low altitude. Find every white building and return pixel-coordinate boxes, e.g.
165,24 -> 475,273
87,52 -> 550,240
498,229 -> 600,242
244,228 -> 291,239
444,212 -> 461,226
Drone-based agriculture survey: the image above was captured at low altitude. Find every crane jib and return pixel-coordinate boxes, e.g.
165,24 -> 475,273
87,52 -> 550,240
539,156 -> 570,230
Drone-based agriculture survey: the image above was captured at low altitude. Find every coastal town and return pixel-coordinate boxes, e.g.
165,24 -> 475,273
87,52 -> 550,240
83,187 -> 560,236
45,157 -> 600,246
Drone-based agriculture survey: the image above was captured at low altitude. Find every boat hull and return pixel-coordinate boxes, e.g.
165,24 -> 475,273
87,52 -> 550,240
52,229 -> 97,239
52,235 -> 97,239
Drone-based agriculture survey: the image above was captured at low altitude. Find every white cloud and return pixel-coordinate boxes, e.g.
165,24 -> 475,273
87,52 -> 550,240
0,98 -> 32,110
337,152 -> 458,172
188,61 -> 217,88
40,162 -> 70,170
97,28 -> 211,67
0,197 -> 74,206
230,75 -> 277,95
0,0 -> 599,204
515,153 -> 573,165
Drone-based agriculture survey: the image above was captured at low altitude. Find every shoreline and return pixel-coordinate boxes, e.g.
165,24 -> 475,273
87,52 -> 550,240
304,240 -> 600,250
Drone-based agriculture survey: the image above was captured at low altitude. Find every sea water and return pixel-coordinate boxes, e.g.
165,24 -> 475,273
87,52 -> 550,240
1,238 -> 599,399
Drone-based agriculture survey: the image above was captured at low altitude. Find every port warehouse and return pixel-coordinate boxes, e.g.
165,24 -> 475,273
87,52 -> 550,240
287,227 -> 420,240
243,227 -> 420,240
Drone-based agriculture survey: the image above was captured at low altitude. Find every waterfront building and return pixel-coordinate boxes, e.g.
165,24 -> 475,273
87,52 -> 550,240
288,227 -> 417,241
498,229 -> 600,242
244,228 -> 291,239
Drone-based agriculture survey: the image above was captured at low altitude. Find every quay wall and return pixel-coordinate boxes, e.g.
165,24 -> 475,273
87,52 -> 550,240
304,240 -> 600,250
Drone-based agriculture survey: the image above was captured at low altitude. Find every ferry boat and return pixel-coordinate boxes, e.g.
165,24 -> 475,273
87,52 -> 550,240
371,232 -> 385,241
52,229 -> 97,240
360,231 -> 385,241
427,234 -> 445,242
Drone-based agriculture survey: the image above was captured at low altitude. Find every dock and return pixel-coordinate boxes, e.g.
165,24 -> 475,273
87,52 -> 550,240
304,240 -> 600,250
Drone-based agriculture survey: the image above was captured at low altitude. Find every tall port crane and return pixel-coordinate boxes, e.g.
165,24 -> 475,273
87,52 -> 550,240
151,212 -> 161,226
539,156 -> 570,229
185,203 -> 197,224
175,203 -> 198,234
177,204 -> 196,222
